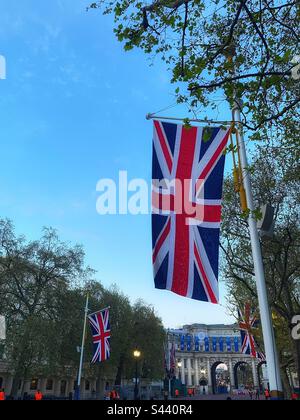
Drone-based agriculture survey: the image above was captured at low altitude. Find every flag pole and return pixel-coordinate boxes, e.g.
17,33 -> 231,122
168,332 -> 171,399
232,100 -> 283,398
165,330 -> 171,399
76,294 -> 89,400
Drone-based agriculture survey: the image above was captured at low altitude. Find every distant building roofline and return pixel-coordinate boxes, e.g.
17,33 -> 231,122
168,323 -> 239,331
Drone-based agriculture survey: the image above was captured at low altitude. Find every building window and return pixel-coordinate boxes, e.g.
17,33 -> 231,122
18,380 -> 22,390
190,359 -> 194,369
30,378 -> 38,391
184,359 -> 187,369
46,379 -> 53,391
85,380 -> 90,391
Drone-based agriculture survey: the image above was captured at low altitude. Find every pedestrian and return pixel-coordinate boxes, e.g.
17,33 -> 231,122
110,389 -> 120,401
291,392 -> 298,401
0,389 -> 5,401
188,388 -> 193,398
34,390 -> 43,401
249,389 -> 253,400
264,389 -> 270,400
163,390 -> 169,401
104,391 -> 110,400
175,389 -> 179,398
256,388 -> 260,400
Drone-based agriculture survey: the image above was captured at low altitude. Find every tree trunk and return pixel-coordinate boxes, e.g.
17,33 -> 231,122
115,353 -> 125,386
9,339 -> 30,399
10,375 -> 21,399
281,366 -> 292,399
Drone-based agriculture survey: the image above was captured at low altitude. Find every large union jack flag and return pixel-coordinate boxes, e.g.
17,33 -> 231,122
238,303 -> 265,360
88,308 -> 111,363
152,120 -> 230,303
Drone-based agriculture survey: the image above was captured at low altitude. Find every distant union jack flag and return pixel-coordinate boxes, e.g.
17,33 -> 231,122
165,341 -> 176,379
152,120 -> 230,303
88,308 -> 111,363
238,303 -> 265,360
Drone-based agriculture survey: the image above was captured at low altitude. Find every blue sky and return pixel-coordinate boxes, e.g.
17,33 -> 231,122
0,0 -> 235,327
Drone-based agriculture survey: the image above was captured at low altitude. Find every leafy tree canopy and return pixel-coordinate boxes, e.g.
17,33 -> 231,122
0,221 -> 165,396
89,0 -> 300,144
221,141 -> 300,395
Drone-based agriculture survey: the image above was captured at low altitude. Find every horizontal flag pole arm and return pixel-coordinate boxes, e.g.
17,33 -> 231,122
146,113 -> 232,126
88,306 -> 111,317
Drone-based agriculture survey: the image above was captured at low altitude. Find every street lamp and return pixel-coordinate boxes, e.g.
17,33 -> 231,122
177,361 -> 182,368
133,349 -> 141,400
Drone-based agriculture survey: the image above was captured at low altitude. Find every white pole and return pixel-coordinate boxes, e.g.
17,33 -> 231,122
168,343 -> 172,399
166,330 -> 172,399
232,100 -> 283,397
77,294 -> 89,399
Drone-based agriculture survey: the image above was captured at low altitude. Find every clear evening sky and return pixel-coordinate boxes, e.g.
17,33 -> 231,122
0,0 -> 235,327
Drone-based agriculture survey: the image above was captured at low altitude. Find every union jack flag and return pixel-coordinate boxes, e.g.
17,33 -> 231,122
88,308 -> 111,363
238,303 -> 265,360
165,341 -> 176,379
152,120 -> 230,303
170,342 -> 176,377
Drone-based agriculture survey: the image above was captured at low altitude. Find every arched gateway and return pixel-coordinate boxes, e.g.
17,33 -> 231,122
168,323 -> 266,394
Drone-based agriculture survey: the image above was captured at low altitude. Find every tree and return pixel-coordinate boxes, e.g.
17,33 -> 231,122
0,221 -> 91,397
89,0 -> 300,143
0,222 -> 165,397
221,143 -> 300,395
85,283 -> 165,387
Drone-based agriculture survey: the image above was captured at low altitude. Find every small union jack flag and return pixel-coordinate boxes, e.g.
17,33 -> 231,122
164,341 -> 176,379
88,308 -> 111,363
152,120 -> 230,303
238,303 -> 265,360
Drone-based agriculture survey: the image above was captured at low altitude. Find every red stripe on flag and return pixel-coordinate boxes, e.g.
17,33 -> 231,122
154,121 -> 173,173
203,204 -> 222,222
198,130 -> 230,180
194,244 -> 218,304
172,126 -> 197,296
153,218 -> 171,263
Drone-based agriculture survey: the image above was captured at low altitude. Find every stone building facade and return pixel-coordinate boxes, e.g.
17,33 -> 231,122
169,323 -> 269,394
0,360 -> 102,399
0,322 -> 271,398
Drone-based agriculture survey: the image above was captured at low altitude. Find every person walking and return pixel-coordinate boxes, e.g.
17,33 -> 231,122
175,389 -> 179,398
0,389 -> 5,401
34,390 -> 43,401
291,392 -> 299,401
110,389 -> 120,401
264,389 -> 270,400
256,388 -> 260,400
104,391 -> 111,400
